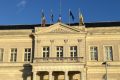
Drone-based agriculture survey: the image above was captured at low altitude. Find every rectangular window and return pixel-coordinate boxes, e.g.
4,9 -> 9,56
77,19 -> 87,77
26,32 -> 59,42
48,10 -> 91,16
43,46 -> 49,60
70,46 -> 77,60
0,48 -> 4,62
24,48 -> 31,62
56,46 -> 63,60
10,48 -> 17,62
104,46 -> 113,61
90,46 -> 98,61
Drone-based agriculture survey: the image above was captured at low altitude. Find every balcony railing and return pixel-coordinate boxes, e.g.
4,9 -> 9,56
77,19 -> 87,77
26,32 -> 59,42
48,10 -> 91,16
33,57 -> 84,63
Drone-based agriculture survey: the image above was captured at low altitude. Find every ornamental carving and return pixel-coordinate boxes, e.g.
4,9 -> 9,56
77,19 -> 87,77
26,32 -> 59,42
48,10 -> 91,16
50,40 -> 54,43
64,39 -> 68,43
51,28 -> 70,33
78,39 -> 82,42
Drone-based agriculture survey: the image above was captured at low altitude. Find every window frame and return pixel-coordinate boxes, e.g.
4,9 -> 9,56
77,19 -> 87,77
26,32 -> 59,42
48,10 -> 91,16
0,48 -> 4,62
42,46 -> 50,60
103,45 -> 113,61
24,48 -> 32,62
10,48 -> 17,62
89,46 -> 98,61
56,46 -> 63,60
70,46 -> 77,60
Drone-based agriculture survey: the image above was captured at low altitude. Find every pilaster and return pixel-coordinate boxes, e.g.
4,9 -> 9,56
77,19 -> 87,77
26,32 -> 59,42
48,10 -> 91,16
34,35 -> 38,58
81,70 -> 86,80
64,39 -> 69,57
50,40 -> 54,57
77,39 -> 82,57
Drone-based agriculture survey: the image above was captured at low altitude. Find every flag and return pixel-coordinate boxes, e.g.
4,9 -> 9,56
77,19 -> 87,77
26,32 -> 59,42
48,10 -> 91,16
41,9 -> 46,27
58,14 -> 62,22
41,10 -> 46,26
79,9 -> 84,25
80,13 -> 84,25
50,10 -> 54,22
69,9 -> 74,21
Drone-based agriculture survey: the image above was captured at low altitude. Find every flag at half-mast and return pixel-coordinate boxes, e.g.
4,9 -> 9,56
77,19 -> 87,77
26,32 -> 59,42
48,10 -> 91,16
41,9 -> 46,26
50,9 -> 54,22
69,9 -> 74,21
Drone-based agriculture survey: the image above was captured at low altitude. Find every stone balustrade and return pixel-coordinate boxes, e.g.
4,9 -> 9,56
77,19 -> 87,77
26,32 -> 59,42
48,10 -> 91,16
33,57 -> 84,63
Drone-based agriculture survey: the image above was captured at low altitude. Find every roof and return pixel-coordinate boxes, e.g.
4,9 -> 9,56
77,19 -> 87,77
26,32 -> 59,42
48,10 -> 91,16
0,22 -> 120,30
85,21 -> 120,27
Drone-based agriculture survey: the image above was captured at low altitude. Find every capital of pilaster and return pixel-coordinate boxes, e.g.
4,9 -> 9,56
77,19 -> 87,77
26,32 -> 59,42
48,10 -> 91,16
64,39 -> 68,43
50,40 -> 54,43
37,40 -> 41,43
78,39 -> 82,42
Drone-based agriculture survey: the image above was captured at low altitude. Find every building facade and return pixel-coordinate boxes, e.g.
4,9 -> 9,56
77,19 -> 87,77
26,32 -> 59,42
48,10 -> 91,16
0,22 -> 120,80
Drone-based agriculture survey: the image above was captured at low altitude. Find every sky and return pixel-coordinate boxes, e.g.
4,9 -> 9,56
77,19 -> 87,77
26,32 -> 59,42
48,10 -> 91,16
0,0 -> 120,25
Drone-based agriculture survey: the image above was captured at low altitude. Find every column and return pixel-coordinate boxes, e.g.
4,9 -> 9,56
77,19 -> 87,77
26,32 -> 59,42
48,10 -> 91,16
65,71 -> 69,80
49,71 -> 52,80
81,71 -> 86,80
33,71 -> 37,80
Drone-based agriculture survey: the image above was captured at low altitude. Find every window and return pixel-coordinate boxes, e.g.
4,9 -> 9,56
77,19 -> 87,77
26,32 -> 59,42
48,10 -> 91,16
10,48 -> 17,62
0,49 -> 4,62
24,48 -> 31,62
43,46 -> 49,60
70,46 -> 77,60
56,46 -> 63,60
90,46 -> 98,61
104,46 -> 113,61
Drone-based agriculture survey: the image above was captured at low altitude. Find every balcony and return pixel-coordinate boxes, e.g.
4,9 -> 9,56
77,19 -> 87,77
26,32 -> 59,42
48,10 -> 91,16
33,57 -> 84,63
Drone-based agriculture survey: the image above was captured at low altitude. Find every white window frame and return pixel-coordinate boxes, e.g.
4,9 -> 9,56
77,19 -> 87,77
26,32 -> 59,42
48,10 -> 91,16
104,45 -> 113,61
24,48 -> 32,62
70,46 -> 77,60
10,48 -> 17,62
56,46 -> 63,60
89,46 -> 98,61
0,48 -> 4,62
43,46 -> 49,60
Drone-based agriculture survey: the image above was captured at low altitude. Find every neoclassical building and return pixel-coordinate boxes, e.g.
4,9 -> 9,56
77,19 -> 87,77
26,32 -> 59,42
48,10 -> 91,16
0,22 -> 120,80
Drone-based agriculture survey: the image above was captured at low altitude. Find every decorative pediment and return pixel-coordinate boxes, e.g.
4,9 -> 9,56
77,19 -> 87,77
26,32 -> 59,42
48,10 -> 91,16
35,22 -> 85,34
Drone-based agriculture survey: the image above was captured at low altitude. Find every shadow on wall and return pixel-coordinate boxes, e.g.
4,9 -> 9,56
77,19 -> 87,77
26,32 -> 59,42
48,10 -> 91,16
102,74 -> 106,80
20,64 -> 32,80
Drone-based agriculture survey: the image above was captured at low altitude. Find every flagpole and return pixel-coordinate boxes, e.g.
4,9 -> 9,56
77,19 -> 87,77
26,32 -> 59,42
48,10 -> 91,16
79,8 -> 80,26
60,0 -> 61,16
50,9 -> 52,25
59,0 -> 62,22
69,9 -> 70,26
41,9 -> 43,27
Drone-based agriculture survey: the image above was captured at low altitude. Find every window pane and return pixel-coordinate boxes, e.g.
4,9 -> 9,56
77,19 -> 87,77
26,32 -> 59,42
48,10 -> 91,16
10,48 -> 17,62
43,46 -> 49,58
90,46 -> 98,61
105,46 -> 113,61
56,46 -> 63,58
24,48 -> 31,62
70,46 -> 77,58
28,49 -> 31,52
0,49 -> 3,62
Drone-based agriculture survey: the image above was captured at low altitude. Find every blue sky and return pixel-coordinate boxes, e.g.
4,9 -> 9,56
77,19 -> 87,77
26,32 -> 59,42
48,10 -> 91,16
0,0 -> 120,25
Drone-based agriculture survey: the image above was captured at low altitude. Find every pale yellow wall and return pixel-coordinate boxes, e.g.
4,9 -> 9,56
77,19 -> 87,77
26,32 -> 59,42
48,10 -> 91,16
0,23 -> 119,80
